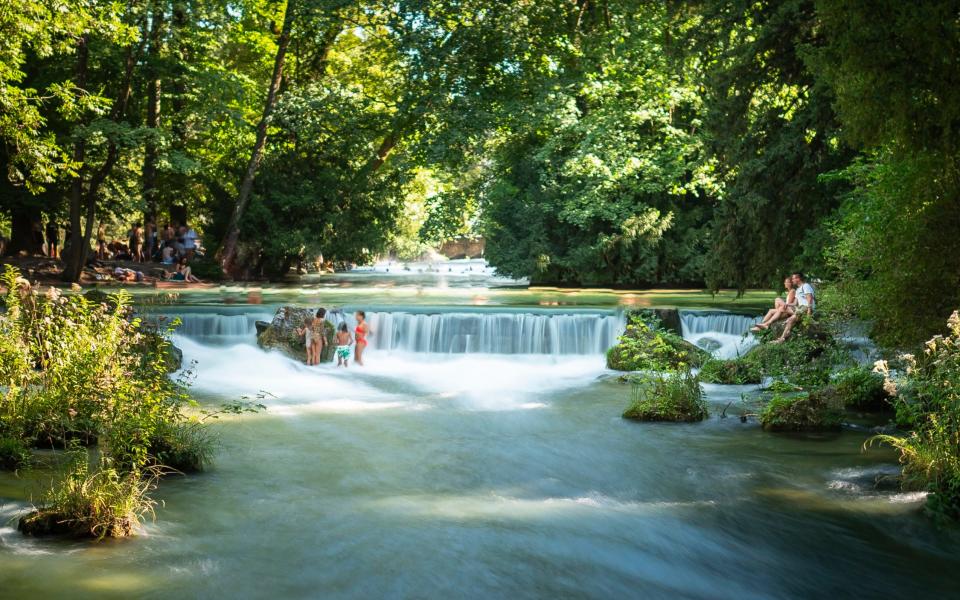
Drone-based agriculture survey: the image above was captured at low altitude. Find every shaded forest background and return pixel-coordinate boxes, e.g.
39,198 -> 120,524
2,0 -> 959,347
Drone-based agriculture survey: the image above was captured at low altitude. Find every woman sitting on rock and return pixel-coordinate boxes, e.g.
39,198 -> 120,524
752,276 -> 796,332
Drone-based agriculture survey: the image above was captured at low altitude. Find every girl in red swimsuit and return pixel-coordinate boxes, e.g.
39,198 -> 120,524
354,311 -> 369,366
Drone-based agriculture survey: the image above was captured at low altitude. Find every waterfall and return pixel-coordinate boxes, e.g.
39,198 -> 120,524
147,310 -> 273,341
679,311 -> 760,360
165,308 -> 624,356
327,310 -> 624,355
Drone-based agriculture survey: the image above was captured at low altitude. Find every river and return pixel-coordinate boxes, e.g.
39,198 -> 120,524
1,261 -> 958,598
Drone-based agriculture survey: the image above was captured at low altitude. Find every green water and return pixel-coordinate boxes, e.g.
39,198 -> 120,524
1,272 -> 957,599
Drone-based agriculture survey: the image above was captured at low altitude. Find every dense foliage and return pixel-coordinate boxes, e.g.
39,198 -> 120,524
1,0 -> 957,343
872,313 -> 960,519
0,266 -> 212,536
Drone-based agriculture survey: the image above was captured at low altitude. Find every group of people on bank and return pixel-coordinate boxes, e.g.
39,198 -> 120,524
297,309 -> 370,368
752,271 -> 815,343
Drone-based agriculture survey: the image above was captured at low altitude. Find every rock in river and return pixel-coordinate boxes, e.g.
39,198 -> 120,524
256,306 -> 335,362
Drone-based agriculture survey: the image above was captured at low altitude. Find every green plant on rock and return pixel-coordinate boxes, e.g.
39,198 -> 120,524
607,314 -> 706,372
759,390 -> 844,432
698,358 -> 763,385
869,311 -> 960,520
623,370 -> 707,422
830,366 -> 890,411
18,450 -> 159,539
742,314 -> 850,387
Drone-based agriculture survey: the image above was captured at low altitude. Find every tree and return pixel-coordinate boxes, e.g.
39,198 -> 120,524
811,0 -> 960,347
219,0 -> 298,276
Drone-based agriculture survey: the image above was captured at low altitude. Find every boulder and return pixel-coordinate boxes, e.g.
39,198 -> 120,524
256,306 -> 336,362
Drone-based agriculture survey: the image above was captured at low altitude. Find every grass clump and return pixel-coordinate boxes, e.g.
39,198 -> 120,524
698,358 -> 763,384
869,311 -> 960,520
607,313 -> 706,372
148,421 -> 216,473
19,451 -> 158,539
623,370 -> 707,422
759,390 -> 844,432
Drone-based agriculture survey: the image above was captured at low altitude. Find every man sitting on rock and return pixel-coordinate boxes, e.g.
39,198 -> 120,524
772,272 -> 815,344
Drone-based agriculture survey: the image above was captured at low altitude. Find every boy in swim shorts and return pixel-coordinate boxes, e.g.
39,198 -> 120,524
334,322 -> 353,367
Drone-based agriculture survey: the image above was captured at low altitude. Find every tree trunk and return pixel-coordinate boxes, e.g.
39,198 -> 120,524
62,36 -> 89,282
62,15 -> 147,282
220,0 -> 296,277
142,3 -> 166,223
8,206 -> 43,256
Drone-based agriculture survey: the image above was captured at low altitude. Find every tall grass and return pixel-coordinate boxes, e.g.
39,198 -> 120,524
19,452 -> 159,539
623,370 -> 707,422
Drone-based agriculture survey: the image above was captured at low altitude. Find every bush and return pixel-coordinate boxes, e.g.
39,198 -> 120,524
18,452 -> 157,539
607,314 -> 706,372
759,390 -> 844,432
0,436 -> 30,470
623,370 -> 707,422
0,266 -> 215,539
698,359 -> 763,384
831,366 -> 889,410
0,266 -> 201,471
871,311 -> 960,520
148,421 -> 216,473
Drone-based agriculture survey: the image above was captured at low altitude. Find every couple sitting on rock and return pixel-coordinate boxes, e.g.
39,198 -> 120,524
752,272 -> 815,343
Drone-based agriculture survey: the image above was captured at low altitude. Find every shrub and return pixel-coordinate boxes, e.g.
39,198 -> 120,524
0,266 -> 202,471
148,421 -> 216,473
0,436 -> 30,470
831,366 -> 889,410
698,359 -> 763,384
607,314 -> 706,372
870,311 -> 960,520
623,370 -> 707,422
759,390 -> 844,432
18,451 -> 158,539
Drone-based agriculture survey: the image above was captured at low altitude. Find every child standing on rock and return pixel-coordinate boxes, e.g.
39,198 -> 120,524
334,322 -> 353,367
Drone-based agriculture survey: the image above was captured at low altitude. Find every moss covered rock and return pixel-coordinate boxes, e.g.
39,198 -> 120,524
701,315 -> 849,388
759,390 -> 844,432
607,314 -> 708,372
256,306 -> 336,362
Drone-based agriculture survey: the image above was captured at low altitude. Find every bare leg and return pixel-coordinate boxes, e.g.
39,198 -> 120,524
774,313 -> 800,343
355,342 -> 365,366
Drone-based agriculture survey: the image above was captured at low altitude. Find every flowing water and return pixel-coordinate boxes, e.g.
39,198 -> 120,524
1,270 -> 958,598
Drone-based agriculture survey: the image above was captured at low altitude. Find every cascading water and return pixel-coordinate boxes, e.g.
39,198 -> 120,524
168,308 -> 624,356
679,310 -> 760,360
326,310 -> 624,355
145,310 -> 274,342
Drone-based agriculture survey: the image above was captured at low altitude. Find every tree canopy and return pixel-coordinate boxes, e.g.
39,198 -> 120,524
1,0 -> 958,346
